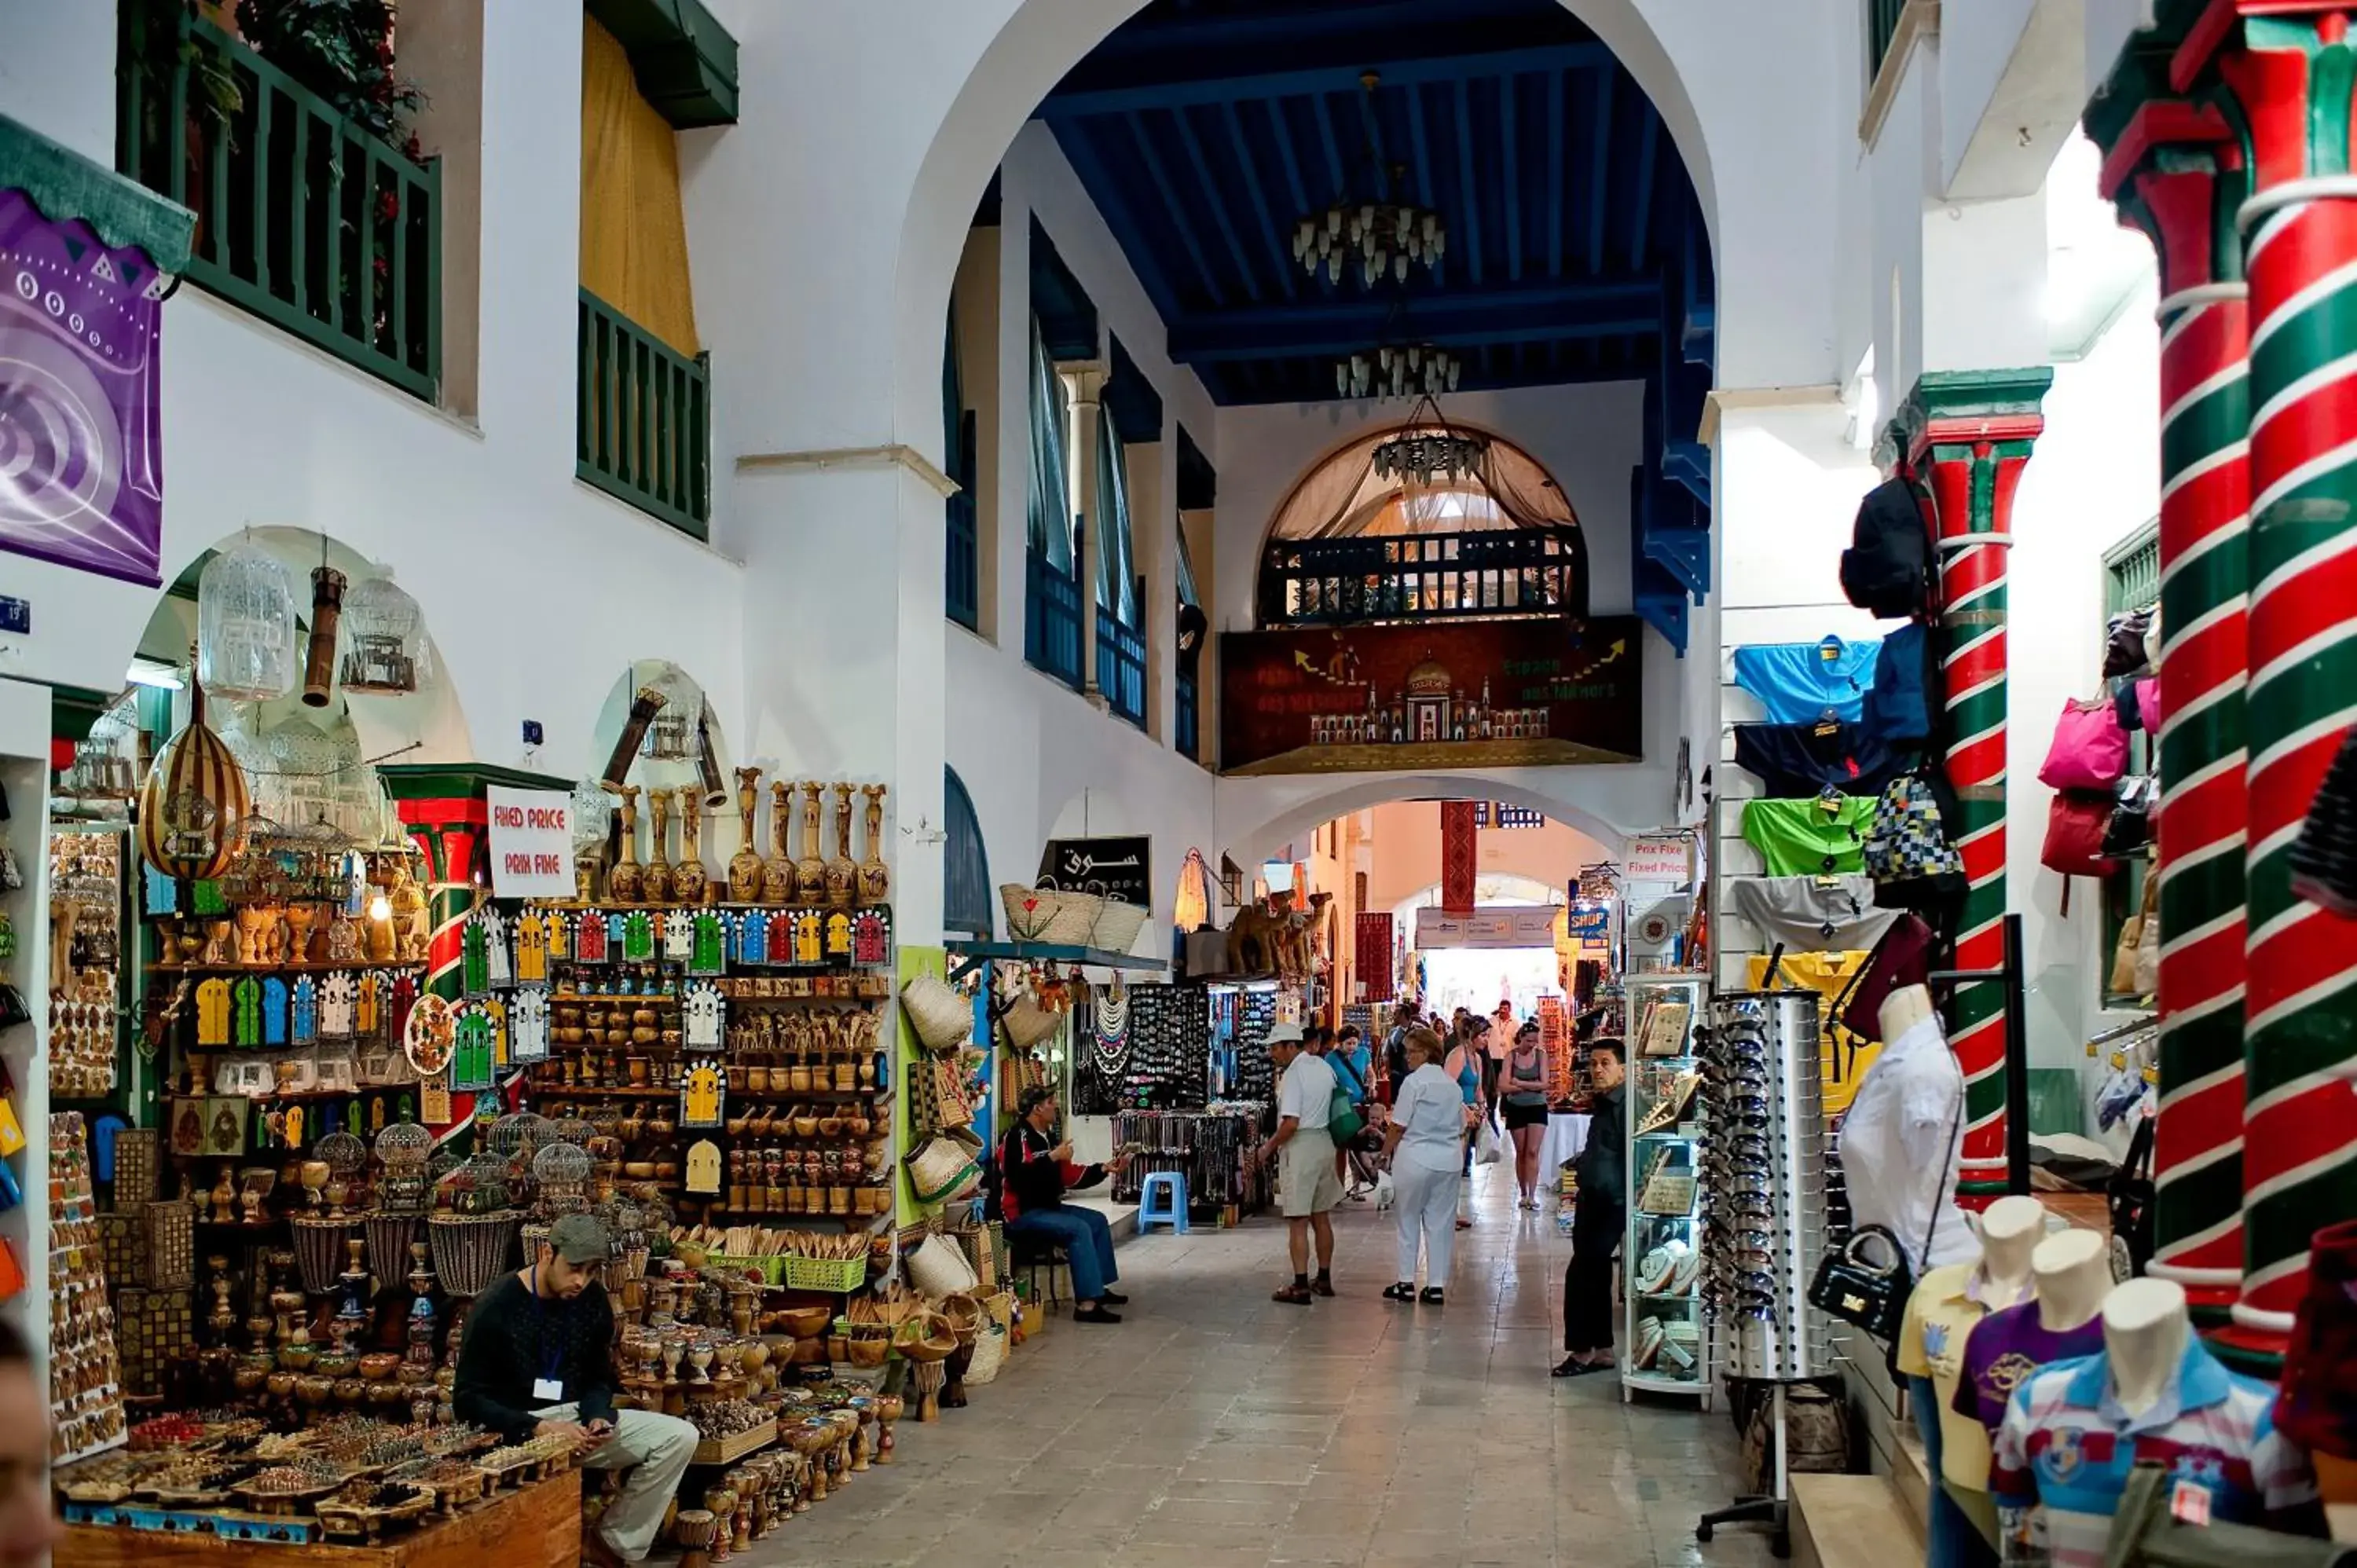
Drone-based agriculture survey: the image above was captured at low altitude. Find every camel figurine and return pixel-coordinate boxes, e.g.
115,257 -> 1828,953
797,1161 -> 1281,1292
1224,892 -> 1296,977
1274,891 -> 1334,981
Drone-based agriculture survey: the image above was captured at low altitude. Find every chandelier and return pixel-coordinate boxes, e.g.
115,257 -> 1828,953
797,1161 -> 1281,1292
1292,74 -> 1445,288
1373,426 -> 1489,486
1337,343 -> 1462,400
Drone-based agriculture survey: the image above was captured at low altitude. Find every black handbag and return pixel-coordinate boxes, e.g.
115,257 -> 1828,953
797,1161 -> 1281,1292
1806,1056 -> 1963,1343
2109,1112 -> 2156,1280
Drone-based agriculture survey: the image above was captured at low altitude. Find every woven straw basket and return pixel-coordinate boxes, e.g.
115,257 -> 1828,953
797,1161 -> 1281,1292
1091,898 -> 1150,953
1000,994 -> 1064,1051
899,974 -> 972,1052
1037,891 -> 1103,945
1002,885 -> 1056,941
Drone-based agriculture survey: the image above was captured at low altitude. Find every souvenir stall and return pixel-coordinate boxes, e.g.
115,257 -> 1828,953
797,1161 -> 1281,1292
1621,973 -> 1709,1403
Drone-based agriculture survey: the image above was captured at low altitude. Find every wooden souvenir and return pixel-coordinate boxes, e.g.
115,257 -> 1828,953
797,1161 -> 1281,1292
685,1139 -> 723,1196
680,1061 -> 724,1129
684,983 -> 724,1051
509,987 -> 550,1063
542,905 -> 570,962
201,1097 -> 249,1156
284,903 -> 317,962
663,910 -> 695,962
644,787 -> 674,904
318,972 -> 357,1039
575,910 -> 610,964
231,976 -> 263,1046
196,978 -> 232,1046
765,910 -> 797,967
762,782 -> 796,905
858,784 -> 890,906
852,910 -> 889,968
355,969 -> 382,1036
291,976 -> 320,1046
405,994 -> 457,1078
690,911 -> 728,976
389,862 -> 430,962
514,908 -> 548,982
136,673 -> 249,881
326,905 -> 363,964
793,912 -> 823,966
623,910 -> 657,963
827,783 -> 859,910
609,786 -> 646,904
449,1002 -> 497,1091
731,768 -> 767,903
258,976 -> 288,1046
388,971 -> 418,1045
796,782 -> 828,905
825,913 -> 852,961
736,911 -> 768,967
676,787 -> 709,906
234,905 -> 268,966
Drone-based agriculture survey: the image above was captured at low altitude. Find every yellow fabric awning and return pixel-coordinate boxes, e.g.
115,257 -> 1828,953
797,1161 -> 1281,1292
580,14 -> 699,357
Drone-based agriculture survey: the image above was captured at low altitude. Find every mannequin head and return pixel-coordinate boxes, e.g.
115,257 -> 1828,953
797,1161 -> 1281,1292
2102,1278 -> 2190,1419
1879,983 -> 1937,1043
1975,1196 -> 2046,1306
2029,1230 -> 2111,1331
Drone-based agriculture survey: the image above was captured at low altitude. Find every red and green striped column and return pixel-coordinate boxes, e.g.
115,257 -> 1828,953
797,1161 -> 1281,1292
1900,371 -> 2051,1194
2090,78 -> 2253,1319
2182,5 -> 2357,1350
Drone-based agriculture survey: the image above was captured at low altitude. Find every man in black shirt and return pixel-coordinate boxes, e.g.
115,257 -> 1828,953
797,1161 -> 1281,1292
999,1086 -> 1130,1324
1553,1039 -> 1628,1377
453,1214 -> 695,1566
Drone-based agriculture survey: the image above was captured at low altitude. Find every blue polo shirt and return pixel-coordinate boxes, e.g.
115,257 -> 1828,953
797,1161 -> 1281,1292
1989,1339 -> 2315,1568
1732,637 -> 1880,724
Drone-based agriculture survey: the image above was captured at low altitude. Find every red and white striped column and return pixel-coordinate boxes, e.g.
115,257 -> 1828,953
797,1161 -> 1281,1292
2091,91 -> 2252,1317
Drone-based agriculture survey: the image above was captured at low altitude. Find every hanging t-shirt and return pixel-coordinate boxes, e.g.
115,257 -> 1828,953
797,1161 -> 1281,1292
1895,1264 -> 2003,1490
1732,638 -> 1881,724
1744,951 -> 1880,1117
1733,721 -> 1913,799
1991,1339 -> 2317,1568
1741,797 -> 1874,877
1953,1301 -> 2106,1437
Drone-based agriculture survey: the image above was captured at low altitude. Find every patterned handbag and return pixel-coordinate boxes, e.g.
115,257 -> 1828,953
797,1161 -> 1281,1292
1861,771 -> 1967,915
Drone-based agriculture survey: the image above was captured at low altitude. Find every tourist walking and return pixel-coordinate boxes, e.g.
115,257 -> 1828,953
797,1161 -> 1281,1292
1442,1017 -> 1486,1228
1501,1020 -> 1550,1209
1381,1027 -> 1464,1303
1554,1040 -> 1628,1376
1254,1023 -> 1343,1303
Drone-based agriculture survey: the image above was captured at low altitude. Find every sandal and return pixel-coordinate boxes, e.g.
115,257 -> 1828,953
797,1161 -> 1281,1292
1311,1276 -> 1336,1298
1419,1287 -> 1445,1305
1551,1356 -> 1607,1378
1272,1283 -> 1314,1306
1382,1282 -> 1416,1302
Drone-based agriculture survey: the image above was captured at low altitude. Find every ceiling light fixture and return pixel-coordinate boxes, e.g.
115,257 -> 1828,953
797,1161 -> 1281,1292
1337,342 -> 1462,400
1292,74 -> 1446,288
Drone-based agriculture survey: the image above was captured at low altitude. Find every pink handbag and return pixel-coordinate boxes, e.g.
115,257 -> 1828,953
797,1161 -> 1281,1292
2136,678 -> 2159,737
2039,698 -> 2128,791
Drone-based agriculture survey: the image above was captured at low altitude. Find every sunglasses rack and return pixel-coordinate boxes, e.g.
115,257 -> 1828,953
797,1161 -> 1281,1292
1696,990 -> 1833,1383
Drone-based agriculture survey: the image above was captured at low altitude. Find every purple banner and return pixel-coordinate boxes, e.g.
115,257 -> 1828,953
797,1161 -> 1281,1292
0,188 -> 167,586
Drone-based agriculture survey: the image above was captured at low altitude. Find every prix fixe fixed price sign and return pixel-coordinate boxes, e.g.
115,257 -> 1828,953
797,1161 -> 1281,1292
486,786 -> 576,899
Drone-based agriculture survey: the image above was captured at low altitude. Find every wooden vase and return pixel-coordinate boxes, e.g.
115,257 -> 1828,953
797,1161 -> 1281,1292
675,787 -> 709,906
763,783 -> 797,905
795,782 -> 828,904
643,788 -> 674,904
857,784 -> 890,906
826,783 -> 858,910
728,768 -> 765,903
608,786 -> 645,904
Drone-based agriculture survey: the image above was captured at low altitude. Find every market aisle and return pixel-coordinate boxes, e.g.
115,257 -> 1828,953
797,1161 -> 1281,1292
739,1171 -> 1772,1568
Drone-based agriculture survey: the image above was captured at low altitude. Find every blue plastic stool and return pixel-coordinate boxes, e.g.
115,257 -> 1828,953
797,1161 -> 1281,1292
1135,1170 -> 1190,1234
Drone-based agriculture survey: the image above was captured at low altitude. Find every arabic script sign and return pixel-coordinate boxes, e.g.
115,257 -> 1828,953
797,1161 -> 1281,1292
1037,835 -> 1154,911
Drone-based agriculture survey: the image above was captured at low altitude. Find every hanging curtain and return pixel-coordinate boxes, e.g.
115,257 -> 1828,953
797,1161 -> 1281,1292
1095,406 -> 1139,626
578,16 -> 699,356
1027,313 -> 1074,573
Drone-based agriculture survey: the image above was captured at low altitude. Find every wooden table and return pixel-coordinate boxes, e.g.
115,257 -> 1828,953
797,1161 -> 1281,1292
58,1470 -> 582,1568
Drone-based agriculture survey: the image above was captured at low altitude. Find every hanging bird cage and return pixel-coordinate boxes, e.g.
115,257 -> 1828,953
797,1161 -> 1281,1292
62,694 -> 140,801
435,1152 -> 513,1218
264,719 -> 345,829
339,566 -> 433,694
375,1122 -> 433,1214
197,537 -> 299,702
637,664 -> 701,761
533,1142 -> 593,1219
570,778 -> 613,859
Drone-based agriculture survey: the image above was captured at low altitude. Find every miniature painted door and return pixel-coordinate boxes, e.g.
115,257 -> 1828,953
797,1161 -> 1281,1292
512,910 -> 548,984
621,910 -> 657,963
852,910 -> 889,967
736,911 -> 769,967
508,987 -> 550,1063
387,973 -> 418,1050
449,1003 -> 497,1091
684,1139 -> 722,1196
662,911 -> 694,962
680,1061 -> 724,1129
290,976 -> 319,1047
462,907 -> 511,995
574,910 -> 610,965
542,907 -> 570,964
354,971 -> 382,1039
318,973 -> 357,1040
684,983 -> 724,1051
792,912 -> 823,965
232,976 -> 264,1047
768,911 -> 800,966
196,978 -> 233,1046
690,911 -> 728,975
825,912 -> 852,961
261,977 -> 290,1046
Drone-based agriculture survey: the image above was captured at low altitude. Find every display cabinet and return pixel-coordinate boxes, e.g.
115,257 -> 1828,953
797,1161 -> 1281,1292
1621,972 -> 1709,1405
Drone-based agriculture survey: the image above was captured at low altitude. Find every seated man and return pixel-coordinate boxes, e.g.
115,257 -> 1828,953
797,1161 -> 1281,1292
453,1214 -> 695,1568
999,1086 -> 1130,1324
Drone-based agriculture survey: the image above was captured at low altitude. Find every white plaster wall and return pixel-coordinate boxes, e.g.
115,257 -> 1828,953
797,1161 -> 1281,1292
0,0 -> 746,783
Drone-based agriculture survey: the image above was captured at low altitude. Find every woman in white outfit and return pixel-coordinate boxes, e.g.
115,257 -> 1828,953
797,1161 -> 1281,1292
1380,1027 -> 1465,1305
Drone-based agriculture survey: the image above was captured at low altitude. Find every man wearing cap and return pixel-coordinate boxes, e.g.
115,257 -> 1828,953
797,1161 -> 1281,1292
453,1214 -> 695,1568
1252,1021 -> 1343,1303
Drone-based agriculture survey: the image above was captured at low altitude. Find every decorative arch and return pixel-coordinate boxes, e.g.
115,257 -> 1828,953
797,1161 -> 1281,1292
1222,773 -> 1628,877
944,764 -> 992,938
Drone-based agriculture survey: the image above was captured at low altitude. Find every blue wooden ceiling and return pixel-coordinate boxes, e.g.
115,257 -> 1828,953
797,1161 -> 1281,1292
1036,0 -> 1714,407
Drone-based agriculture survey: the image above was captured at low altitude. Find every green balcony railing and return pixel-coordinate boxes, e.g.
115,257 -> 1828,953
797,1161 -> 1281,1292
577,290 -> 712,540
117,9 -> 440,400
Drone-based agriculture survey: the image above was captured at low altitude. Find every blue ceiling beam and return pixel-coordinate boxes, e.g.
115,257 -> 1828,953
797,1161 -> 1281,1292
1047,123 -> 1183,320
1501,72 -> 1523,282
1453,79 -> 1486,284
1586,67 -> 1613,275
1405,83 -> 1444,287
1171,104 -> 1264,303
1310,89 -> 1349,203
1353,82 -> 1393,201
1038,41 -> 1612,119
1166,277 -> 1661,361
1629,112 -> 1659,272
1124,111 -> 1228,307
1267,97 -> 1314,214
1545,68 -> 1565,278
1219,101 -> 1297,301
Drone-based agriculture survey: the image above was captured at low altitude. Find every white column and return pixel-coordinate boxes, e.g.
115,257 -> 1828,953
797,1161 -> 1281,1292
993,209 -> 1030,650
1129,432 -> 1175,742
1068,365 -> 1107,705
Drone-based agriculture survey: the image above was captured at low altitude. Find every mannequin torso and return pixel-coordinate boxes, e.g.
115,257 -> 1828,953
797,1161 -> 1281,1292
2029,1231 -> 2110,1334
2100,1277 -> 2187,1419
1976,1196 -> 2045,1311
1879,983 -> 1937,1044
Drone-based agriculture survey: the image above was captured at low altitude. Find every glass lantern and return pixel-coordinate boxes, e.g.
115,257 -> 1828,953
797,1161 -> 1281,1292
638,664 -> 701,761
197,537 -> 299,702
63,695 -> 139,800
570,778 -> 613,857
265,718 -> 343,829
339,566 -> 433,694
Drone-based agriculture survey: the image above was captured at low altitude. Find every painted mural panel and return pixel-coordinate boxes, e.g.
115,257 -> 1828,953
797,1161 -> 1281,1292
1218,615 -> 1643,775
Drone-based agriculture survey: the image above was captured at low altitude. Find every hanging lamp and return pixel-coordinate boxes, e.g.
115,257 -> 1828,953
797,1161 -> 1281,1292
339,564 -> 432,694
196,535 -> 299,703
137,665 -> 252,882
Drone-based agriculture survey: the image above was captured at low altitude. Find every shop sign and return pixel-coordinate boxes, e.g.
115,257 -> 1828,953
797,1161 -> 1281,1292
0,191 -> 170,585
486,786 -> 575,899
1218,614 -> 1644,775
1414,905 -> 1560,951
1626,832 -> 1693,888
1037,835 -> 1153,909
1564,905 -> 1612,940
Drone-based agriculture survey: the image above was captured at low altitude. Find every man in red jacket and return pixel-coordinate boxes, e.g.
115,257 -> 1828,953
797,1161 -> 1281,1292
999,1086 -> 1130,1324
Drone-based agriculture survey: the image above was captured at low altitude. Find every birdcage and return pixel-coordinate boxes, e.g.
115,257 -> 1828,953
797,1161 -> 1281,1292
570,779 -> 613,857
62,694 -> 140,801
637,664 -> 701,760
533,1142 -> 593,1218
313,1130 -> 369,1217
374,1123 -> 433,1214
197,537 -> 299,702
434,1152 -> 512,1218
339,566 -> 433,694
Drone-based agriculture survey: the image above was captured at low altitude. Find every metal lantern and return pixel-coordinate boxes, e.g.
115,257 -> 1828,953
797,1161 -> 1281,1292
639,664 -> 701,760
533,1142 -> 592,1218
264,718 -> 343,829
62,694 -> 139,800
570,779 -> 613,857
136,677 -> 251,881
375,1122 -> 433,1214
339,565 -> 432,694
196,537 -> 299,702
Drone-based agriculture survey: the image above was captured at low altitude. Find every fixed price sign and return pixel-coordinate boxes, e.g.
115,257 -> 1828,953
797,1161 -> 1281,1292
486,786 -> 576,899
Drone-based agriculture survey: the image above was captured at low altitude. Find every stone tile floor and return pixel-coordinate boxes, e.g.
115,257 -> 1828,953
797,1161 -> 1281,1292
723,1171 -> 1776,1567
